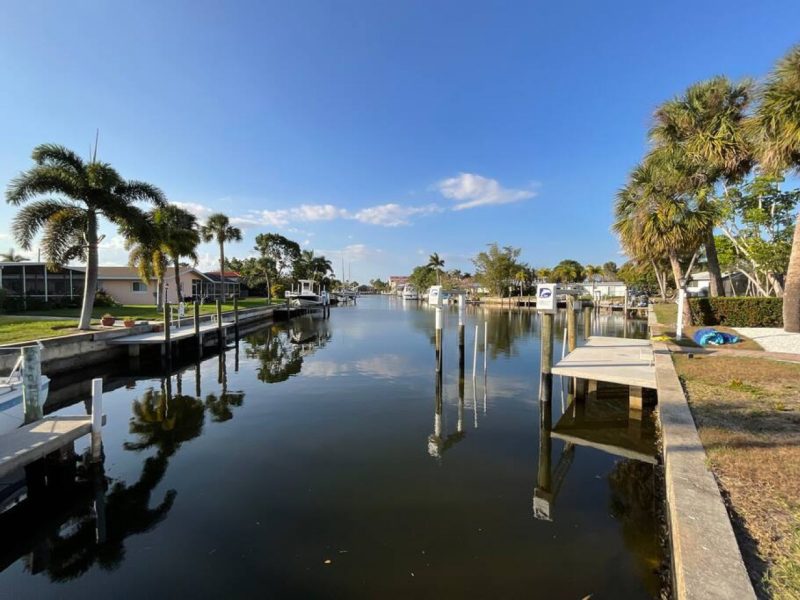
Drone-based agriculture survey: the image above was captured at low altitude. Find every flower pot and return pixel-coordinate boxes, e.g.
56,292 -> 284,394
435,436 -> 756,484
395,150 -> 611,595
101,317 -> 115,327
123,320 -> 136,328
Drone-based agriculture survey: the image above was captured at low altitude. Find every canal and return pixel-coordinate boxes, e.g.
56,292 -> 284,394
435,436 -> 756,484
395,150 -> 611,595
0,296 -> 662,598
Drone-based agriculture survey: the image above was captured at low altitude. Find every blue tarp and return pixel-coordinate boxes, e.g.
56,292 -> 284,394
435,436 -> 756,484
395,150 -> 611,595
692,327 -> 740,346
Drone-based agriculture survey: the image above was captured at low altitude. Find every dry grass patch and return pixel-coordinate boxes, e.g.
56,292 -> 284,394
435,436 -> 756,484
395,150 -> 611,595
674,354 -> 800,599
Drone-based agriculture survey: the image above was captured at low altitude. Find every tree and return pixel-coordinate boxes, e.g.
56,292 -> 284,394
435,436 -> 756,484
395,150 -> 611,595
200,213 -> 242,299
552,259 -> 584,283
602,261 -> 618,281
125,211 -> 169,310
408,265 -> 437,292
650,77 -> 754,297
0,248 -> 28,262
254,233 -> 301,299
472,244 -> 522,296
513,269 -> 527,297
156,205 -> 199,302
370,278 -> 389,292
750,44 -> 800,332
427,252 -> 445,285
7,143 -> 165,329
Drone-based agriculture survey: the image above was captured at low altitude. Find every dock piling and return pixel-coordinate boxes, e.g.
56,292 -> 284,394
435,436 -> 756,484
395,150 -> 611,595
216,299 -> 224,346
234,296 -> 240,339
539,312 -> 554,404
566,296 -> 576,353
90,378 -> 103,462
583,305 -> 592,340
472,324 -> 479,380
194,300 -> 201,351
163,302 -> 172,361
435,307 -> 442,373
22,345 -> 43,424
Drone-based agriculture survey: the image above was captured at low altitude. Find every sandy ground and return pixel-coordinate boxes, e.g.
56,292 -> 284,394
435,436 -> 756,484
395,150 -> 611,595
733,327 -> 800,354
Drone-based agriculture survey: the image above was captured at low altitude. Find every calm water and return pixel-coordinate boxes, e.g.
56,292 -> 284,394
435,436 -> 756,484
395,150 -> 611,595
0,297 -> 661,598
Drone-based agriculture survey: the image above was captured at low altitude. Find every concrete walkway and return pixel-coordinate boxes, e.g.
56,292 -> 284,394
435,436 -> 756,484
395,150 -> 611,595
733,327 -> 800,354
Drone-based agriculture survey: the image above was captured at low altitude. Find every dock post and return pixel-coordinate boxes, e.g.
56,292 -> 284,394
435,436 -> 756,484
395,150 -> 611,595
194,300 -> 201,352
458,295 -> 465,371
434,307 -> 442,373
566,296 -> 576,353
483,321 -> 488,376
22,345 -> 43,424
539,312 -> 554,403
216,298 -> 224,347
583,305 -> 592,340
163,302 -> 172,362
234,295 -> 239,339
90,378 -> 103,463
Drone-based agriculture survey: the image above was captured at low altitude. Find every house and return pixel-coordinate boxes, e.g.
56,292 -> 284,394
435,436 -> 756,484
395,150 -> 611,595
686,271 -> 748,297
0,261 -> 85,301
388,275 -> 409,293
96,266 -> 221,305
203,271 -> 244,299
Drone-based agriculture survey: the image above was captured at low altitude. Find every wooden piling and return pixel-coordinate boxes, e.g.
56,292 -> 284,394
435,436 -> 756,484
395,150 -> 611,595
163,302 -> 172,361
435,307 -> 442,373
540,312 -> 554,376
194,300 -> 201,351
583,305 -> 592,340
216,298 -> 223,346
233,295 -> 239,338
566,296 -> 576,353
22,345 -> 43,424
90,378 -> 103,462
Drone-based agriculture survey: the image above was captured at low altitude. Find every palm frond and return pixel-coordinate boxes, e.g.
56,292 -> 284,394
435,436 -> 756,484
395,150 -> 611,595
6,165 -> 83,205
11,199 -> 79,249
30,144 -> 86,173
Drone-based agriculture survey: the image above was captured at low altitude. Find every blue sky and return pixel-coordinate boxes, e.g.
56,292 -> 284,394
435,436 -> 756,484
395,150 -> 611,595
1,1 -> 799,282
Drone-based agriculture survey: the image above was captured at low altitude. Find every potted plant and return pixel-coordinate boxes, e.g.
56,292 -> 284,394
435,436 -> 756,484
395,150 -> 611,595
101,313 -> 115,327
123,317 -> 136,328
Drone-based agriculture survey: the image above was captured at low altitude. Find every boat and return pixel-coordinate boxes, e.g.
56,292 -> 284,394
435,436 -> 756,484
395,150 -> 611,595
285,279 -> 324,308
0,354 -> 50,435
401,284 -> 419,301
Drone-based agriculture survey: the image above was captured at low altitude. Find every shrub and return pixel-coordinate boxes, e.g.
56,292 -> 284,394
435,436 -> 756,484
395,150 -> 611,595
689,297 -> 783,327
94,289 -> 120,307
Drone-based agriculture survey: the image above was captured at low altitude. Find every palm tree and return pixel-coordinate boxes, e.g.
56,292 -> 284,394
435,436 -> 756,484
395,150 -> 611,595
6,144 -> 165,329
514,269 -> 527,298
311,255 -> 333,282
585,264 -> 603,297
751,44 -> 800,332
427,252 -> 445,285
156,205 -> 199,302
650,77 -> 754,297
125,210 -> 169,310
200,213 -> 242,300
537,267 -> 552,282
0,248 -> 28,262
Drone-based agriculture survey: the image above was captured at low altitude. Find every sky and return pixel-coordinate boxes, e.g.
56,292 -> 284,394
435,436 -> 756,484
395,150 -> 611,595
1,0 -> 799,283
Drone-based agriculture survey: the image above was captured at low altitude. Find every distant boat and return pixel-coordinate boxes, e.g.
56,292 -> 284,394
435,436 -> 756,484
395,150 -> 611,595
0,354 -> 50,435
402,284 -> 419,301
285,279 -> 323,308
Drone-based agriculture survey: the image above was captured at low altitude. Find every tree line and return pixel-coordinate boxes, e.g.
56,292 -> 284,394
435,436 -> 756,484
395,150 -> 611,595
4,143 -> 336,330
613,44 -> 800,332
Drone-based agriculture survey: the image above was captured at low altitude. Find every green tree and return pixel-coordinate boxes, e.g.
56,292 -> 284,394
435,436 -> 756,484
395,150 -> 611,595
125,211 -> 169,309
156,205 -> 199,302
427,252 -> 445,285
650,77 -> 754,297
408,265 -> 437,292
7,144 -> 165,329
602,261 -> 618,281
552,259 -> 584,283
200,213 -> 242,299
254,233 -> 301,299
472,244 -> 522,296
750,44 -> 800,332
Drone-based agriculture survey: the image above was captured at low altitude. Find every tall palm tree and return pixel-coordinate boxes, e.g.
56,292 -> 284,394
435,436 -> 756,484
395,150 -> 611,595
427,252 -> 445,285
650,77 -> 754,297
125,210 -> 169,310
750,44 -> 800,332
585,264 -> 603,297
6,144 -> 165,329
514,269 -> 527,298
0,248 -> 28,262
200,213 -> 242,299
614,150 -> 712,325
156,205 -> 200,302
310,255 -> 333,284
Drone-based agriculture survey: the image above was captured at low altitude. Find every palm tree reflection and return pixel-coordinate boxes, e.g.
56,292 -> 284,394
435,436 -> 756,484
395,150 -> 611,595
244,317 -> 332,384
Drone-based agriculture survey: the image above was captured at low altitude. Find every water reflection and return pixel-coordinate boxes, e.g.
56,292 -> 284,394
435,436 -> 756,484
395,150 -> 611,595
244,316 -> 332,383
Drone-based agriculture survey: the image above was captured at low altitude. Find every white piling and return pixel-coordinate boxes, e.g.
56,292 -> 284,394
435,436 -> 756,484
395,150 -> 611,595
472,324 -> 479,379
90,378 -> 103,462
22,345 -> 43,424
483,322 -> 488,374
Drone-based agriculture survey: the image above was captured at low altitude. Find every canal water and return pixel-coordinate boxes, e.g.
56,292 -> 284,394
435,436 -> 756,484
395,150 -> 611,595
0,296 -> 662,598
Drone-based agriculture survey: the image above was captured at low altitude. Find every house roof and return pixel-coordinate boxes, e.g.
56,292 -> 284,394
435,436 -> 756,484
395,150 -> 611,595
97,266 -> 211,281
203,271 -> 241,283
0,261 -> 85,272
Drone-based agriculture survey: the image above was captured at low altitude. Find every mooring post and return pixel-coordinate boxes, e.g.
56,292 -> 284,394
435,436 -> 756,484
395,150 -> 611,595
472,324 -> 479,379
90,377 -> 103,463
216,298 -> 224,346
233,295 -> 240,339
22,345 -> 43,424
583,305 -> 592,340
457,294 -> 465,360
566,296 -> 576,353
163,302 -> 172,362
194,299 -> 201,351
435,306 -> 442,373
539,312 -> 554,404
483,321 -> 488,375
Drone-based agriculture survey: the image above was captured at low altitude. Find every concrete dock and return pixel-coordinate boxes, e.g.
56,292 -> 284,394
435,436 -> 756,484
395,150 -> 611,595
107,321 -> 235,346
551,336 -> 656,389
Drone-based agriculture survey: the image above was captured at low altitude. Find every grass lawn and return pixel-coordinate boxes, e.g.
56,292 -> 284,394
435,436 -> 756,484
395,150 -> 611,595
650,301 -> 763,351
674,354 -> 800,598
0,316 -> 82,344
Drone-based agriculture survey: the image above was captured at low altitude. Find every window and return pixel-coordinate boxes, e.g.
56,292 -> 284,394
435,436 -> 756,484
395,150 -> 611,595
132,281 -> 148,293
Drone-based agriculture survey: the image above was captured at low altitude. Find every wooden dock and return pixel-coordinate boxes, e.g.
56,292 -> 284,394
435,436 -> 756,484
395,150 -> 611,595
107,321 -> 235,346
551,336 -> 656,389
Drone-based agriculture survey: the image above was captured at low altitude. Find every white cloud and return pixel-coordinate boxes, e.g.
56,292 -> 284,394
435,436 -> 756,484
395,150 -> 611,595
353,203 -> 441,227
173,201 -> 217,223
437,173 -> 536,210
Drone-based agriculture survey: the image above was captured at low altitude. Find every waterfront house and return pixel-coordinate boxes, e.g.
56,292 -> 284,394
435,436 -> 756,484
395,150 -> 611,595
0,261 -> 85,302
388,275 -> 409,293
96,266 -> 221,305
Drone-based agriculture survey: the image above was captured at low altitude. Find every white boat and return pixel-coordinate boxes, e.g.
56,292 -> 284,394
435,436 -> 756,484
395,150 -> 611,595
0,355 -> 50,435
401,284 -> 419,301
285,279 -> 324,308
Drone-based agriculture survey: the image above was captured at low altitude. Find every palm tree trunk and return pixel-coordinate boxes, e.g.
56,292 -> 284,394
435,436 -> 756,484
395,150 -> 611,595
78,211 -> 99,330
783,211 -> 800,332
704,227 -> 725,297
219,241 -> 225,300
669,251 -> 692,327
157,277 -> 164,312
174,258 -> 183,303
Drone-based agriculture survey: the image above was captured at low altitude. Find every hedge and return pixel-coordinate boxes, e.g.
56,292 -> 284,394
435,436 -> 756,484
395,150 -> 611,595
689,297 -> 783,328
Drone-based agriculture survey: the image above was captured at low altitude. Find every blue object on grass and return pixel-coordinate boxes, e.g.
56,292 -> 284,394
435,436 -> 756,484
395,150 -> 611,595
692,327 -> 740,346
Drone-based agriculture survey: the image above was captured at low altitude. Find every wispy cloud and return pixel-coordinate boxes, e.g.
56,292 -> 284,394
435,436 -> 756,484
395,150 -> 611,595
353,203 -> 441,226
173,201 -> 217,223
437,173 -> 536,210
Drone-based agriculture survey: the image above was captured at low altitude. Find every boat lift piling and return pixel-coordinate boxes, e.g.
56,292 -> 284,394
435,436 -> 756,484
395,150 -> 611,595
163,302 -> 172,362
22,344 -> 43,424
194,300 -> 202,354
216,299 -> 224,347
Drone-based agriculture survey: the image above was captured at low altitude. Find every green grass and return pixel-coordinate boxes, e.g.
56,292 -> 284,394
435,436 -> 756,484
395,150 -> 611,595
652,302 -> 678,326
0,316 -> 81,344
22,298 -> 277,321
